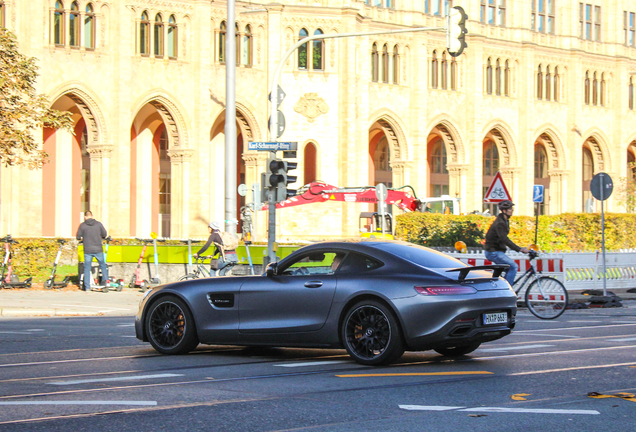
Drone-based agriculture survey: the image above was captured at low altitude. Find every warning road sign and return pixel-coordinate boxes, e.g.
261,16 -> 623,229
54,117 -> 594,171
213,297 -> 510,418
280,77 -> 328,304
484,172 -> 512,203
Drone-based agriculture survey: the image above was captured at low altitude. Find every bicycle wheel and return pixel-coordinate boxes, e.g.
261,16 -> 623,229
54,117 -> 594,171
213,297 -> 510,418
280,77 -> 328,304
525,276 -> 568,319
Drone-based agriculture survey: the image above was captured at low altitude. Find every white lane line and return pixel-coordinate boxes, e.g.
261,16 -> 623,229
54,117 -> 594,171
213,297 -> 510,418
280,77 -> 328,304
274,360 -> 349,368
48,373 -> 183,386
479,344 -> 553,352
612,321 -> 636,324
51,304 -> 133,311
512,333 -> 580,338
26,329 -> 44,332
399,405 -> 599,415
606,337 -> 636,342
400,405 -> 465,411
0,401 -> 157,406
567,320 -> 603,323
117,324 -> 135,327
0,332 -> 35,335
509,361 -> 636,376
514,323 -> 636,333
476,345 -> 636,360
0,354 -> 156,368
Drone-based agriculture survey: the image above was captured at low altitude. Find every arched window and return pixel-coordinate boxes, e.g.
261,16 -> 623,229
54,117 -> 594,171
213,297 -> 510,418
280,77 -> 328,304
242,24 -> 252,66
381,44 -> 389,83
504,60 -> 510,96
553,66 -> 559,101
303,143 -> 317,184
313,29 -> 324,70
431,51 -> 438,89
371,43 -> 379,82
235,23 -> 240,66
54,1 -> 65,46
298,28 -> 308,70
219,21 -> 226,63
140,11 -> 150,55
628,147 -> 636,182
450,57 -> 457,90
84,4 -> 95,49
486,58 -> 492,94
80,128 -> 90,213
429,138 -> 449,197
537,65 -> 543,99
154,14 -> 164,57
495,59 -> 501,95
441,51 -> 448,90
630,77 -> 634,110
158,129 -> 171,238
582,146 -> 594,212
69,2 -> 80,47
545,66 -> 551,101
584,71 -> 590,104
600,73 -> 605,106
431,140 -> 448,174
592,72 -> 598,105
167,15 -> 177,58
483,141 -> 499,176
392,45 -> 399,84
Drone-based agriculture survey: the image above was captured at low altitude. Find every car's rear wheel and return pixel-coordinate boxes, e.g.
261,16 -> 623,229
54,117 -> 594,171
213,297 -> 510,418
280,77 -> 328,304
433,342 -> 481,357
146,295 -> 199,355
341,300 -> 404,365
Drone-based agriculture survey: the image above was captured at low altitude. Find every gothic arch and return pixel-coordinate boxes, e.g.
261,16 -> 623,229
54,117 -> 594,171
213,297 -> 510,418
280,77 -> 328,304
49,84 -> 108,147
426,116 -> 465,164
532,126 -> 566,170
132,91 -> 189,148
369,110 -> 408,161
482,121 -> 517,167
581,128 -> 611,172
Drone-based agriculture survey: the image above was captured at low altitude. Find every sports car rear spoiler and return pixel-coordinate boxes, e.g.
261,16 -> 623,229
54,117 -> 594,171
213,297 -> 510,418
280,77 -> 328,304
446,265 -> 509,281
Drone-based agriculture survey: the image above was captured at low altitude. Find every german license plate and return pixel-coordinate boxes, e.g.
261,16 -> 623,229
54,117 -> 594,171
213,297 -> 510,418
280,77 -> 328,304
483,312 -> 507,325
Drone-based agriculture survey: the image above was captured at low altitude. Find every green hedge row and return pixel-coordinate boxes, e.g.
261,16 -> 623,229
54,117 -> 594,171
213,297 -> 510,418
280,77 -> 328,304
395,212 -> 636,252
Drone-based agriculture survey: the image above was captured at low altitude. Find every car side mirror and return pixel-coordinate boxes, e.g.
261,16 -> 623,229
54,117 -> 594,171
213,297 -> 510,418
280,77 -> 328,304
265,262 -> 278,277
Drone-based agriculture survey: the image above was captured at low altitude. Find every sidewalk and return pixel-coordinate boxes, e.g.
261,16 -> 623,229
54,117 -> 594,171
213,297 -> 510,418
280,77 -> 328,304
0,285 -> 144,317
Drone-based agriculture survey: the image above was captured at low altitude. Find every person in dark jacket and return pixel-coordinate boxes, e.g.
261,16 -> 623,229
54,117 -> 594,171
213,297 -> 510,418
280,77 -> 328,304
193,221 -> 238,276
484,200 -> 529,286
76,211 -> 108,291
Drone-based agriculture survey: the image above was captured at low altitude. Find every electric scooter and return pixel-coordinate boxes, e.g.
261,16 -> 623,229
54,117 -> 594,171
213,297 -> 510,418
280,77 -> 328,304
101,237 -> 124,291
0,235 -> 32,289
78,237 -> 123,293
148,232 -> 166,286
129,238 -> 151,291
45,239 -> 70,289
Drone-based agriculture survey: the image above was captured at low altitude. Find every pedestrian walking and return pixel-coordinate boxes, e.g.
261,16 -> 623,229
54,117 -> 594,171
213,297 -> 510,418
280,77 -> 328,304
76,211 -> 108,291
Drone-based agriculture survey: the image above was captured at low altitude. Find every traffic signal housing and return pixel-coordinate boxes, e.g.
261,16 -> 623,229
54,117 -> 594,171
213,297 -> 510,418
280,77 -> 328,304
447,6 -> 468,57
268,159 -> 298,202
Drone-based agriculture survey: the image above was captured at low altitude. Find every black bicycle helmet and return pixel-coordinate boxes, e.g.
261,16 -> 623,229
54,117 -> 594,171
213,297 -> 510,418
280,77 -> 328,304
498,200 -> 514,210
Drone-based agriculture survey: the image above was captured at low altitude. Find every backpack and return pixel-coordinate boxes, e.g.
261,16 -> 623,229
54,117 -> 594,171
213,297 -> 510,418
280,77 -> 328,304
219,231 -> 239,251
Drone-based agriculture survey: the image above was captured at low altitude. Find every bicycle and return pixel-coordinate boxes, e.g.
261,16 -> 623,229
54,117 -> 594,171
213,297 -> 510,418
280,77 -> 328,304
510,250 -> 568,319
179,256 -> 237,281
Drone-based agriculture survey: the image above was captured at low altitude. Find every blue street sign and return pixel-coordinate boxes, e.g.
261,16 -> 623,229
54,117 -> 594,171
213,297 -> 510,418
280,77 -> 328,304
248,141 -> 298,151
533,185 -> 544,203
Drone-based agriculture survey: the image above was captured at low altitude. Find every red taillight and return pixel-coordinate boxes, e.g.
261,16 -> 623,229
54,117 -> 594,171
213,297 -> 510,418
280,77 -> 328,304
414,286 -> 477,295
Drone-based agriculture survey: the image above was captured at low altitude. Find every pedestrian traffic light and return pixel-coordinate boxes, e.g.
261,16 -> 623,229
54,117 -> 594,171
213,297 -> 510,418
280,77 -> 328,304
447,6 -> 468,57
268,159 -> 298,202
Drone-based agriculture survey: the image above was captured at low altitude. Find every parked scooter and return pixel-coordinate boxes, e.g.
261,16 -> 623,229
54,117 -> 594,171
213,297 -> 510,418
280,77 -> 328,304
45,239 -> 70,289
78,237 -> 123,293
129,238 -> 151,291
149,232 -> 166,286
0,235 -> 32,289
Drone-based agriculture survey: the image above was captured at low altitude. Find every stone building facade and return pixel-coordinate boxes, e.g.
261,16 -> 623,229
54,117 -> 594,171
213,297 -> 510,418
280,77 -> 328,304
1,0 -> 635,241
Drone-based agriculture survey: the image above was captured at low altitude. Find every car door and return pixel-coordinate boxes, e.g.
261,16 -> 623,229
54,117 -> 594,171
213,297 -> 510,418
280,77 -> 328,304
238,251 -> 341,334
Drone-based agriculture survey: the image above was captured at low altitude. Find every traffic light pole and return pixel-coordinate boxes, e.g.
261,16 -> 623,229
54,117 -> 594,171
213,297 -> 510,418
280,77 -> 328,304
267,151 -> 277,265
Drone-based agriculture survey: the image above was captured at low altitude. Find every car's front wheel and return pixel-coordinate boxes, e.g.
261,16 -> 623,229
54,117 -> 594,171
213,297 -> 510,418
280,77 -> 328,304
146,295 -> 199,355
433,343 -> 481,357
341,300 -> 404,365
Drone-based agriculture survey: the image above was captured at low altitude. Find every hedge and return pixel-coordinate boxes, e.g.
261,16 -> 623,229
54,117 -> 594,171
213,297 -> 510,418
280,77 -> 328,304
395,212 -> 636,252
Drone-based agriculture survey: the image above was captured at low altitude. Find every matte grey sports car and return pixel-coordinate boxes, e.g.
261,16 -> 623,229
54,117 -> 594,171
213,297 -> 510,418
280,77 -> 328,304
135,240 -> 517,365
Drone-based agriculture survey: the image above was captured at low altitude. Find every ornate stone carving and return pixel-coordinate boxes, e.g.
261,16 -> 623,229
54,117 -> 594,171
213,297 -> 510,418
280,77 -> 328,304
86,145 -> 113,158
130,1 -> 193,12
294,93 -> 329,123
149,99 -> 188,147
167,148 -> 194,162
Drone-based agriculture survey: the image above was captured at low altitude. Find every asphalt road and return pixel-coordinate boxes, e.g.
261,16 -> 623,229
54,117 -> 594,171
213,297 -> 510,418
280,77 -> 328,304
1,305 -> 635,431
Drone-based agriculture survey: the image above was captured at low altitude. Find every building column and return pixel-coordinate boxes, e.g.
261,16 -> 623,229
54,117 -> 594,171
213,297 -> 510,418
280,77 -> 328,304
167,148 -> 194,239
447,163 -> 470,213
548,169 -> 568,215
87,145 -> 113,229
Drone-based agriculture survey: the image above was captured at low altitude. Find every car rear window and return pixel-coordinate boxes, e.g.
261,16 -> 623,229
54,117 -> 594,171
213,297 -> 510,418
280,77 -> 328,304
376,243 -> 466,269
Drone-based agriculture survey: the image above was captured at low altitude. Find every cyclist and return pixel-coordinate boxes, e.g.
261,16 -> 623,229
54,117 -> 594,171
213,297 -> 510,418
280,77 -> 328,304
484,200 -> 529,286
193,222 -> 238,276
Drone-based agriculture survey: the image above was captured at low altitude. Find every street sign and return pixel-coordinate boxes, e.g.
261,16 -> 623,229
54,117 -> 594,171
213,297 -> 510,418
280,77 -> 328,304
375,183 -> 388,202
590,172 -> 613,201
268,85 -> 286,108
533,185 -> 544,203
483,172 -> 512,203
237,183 -> 248,197
268,110 -> 285,139
248,141 -> 298,151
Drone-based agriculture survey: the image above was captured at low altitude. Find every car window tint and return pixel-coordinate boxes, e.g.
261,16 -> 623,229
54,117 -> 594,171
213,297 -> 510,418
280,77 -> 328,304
284,252 -> 339,276
338,253 -> 383,274
377,243 -> 465,268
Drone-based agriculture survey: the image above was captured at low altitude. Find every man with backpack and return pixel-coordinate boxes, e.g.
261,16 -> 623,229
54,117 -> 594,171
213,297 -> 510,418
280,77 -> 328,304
194,221 -> 239,276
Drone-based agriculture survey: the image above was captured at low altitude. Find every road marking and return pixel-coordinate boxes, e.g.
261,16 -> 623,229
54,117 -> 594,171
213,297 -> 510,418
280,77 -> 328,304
0,332 -> 35,335
0,354 -> 158,368
476,345 -> 636,360
118,324 -> 135,327
607,337 -> 636,342
479,344 -> 552,352
274,360 -> 349,367
51,304 -> 133,311
509,361 -> 636,376
0,401 -> 157,406
567,320 -> 603,323
336,371 -> 493,378
26,329 -> 44,332
48,373 -> 183,385
512,333 -> 580,338
399,405 -> 599,415
514,323 -> 636,333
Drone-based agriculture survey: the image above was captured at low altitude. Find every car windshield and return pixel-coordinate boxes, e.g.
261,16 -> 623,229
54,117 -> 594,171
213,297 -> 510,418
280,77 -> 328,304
375,243 -> 465,269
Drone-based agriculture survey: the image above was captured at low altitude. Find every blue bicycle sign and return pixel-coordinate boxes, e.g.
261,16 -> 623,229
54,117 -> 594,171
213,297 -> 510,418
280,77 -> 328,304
533,185 -> 544,203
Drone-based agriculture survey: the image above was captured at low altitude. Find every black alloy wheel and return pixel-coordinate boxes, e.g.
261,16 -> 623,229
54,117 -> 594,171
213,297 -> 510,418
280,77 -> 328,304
433,342 -> 481,357
342,300 -> 404,366
146,295 -> 199,355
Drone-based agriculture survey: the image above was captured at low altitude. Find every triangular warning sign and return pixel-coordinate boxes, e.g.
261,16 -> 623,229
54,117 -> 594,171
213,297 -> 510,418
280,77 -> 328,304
484,172 -> 512,203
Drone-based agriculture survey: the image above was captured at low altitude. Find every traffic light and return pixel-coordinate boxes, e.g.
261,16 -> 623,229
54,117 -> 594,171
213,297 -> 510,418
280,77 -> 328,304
447,6 -> 468,57
268,159 -> 298,202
